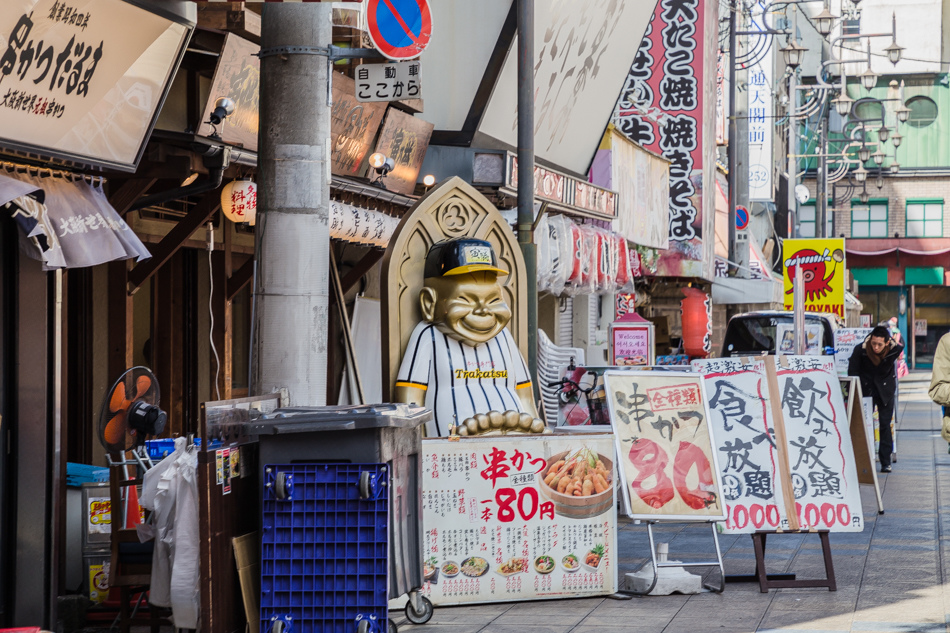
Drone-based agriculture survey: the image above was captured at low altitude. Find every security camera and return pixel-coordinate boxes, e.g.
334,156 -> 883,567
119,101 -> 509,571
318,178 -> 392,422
209,97 -> 236,125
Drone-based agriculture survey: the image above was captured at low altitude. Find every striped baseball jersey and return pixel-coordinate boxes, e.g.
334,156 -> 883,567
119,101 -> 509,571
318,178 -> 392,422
396,322 -> 532,436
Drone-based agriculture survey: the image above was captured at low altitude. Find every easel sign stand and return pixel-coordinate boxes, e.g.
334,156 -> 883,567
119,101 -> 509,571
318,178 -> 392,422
602,370 -> 727,595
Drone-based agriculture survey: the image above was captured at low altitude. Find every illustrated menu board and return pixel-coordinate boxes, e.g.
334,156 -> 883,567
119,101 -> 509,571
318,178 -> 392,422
691,358 -> 787,533
421,435 -> 618,606
773,356 -> 863,531
602,371 -> 725,521
834,328 -> 872,376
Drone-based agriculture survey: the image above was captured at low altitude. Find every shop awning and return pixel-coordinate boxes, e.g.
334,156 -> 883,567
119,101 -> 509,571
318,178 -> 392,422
711,276 -> 783,306
846,238 -> 950,257
0,170 -> 150,270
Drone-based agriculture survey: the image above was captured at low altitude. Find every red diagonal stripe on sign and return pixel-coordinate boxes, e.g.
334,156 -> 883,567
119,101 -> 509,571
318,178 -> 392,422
382,0 -> 418,38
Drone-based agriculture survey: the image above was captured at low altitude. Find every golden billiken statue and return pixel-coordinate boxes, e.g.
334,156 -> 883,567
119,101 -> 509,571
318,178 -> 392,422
395,238 -> 543,437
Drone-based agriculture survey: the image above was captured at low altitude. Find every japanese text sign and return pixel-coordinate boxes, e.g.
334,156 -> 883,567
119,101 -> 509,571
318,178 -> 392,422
834,328 -> 872,376
746,1 -> 773,201
356,60 -> 421,103
773,356 -> 863,531
372,107 -> 432,195
421,435 -> 618,605
0,0 -> 192,171
200,34 -> 259,151
692,358 -> 787,533
783,238 -> 847,318
603,371 -> 725,521
330,73 -> 387,176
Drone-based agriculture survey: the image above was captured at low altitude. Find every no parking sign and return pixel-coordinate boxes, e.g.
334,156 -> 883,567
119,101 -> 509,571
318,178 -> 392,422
366,0 -> 432,60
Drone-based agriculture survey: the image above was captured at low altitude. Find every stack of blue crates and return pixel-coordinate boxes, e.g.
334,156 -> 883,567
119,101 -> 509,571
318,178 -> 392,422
261,463 -> 389,633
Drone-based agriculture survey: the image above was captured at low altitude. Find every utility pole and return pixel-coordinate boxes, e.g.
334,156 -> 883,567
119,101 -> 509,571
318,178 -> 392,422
252,4 -> 332,405
517,0 -> 538,395
787,67 -> 798,239
727,0 -> 738,271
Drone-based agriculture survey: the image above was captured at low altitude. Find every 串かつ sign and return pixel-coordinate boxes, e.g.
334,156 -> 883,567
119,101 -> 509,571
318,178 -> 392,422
602,371 -> 725,521
421,435 -> 618,605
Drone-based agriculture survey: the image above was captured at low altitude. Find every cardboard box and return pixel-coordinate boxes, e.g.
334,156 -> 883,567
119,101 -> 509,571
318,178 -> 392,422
233,532 -> 260,633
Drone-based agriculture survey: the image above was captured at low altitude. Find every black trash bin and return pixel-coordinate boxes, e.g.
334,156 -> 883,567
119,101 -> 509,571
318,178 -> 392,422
245,403 -> 432,623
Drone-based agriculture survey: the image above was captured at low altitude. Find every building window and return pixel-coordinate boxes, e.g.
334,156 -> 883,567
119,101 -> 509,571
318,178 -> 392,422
798,203 -> 832,237
906,200 -> 943,237
906,96 -> 938,128
851,200 -> 888,237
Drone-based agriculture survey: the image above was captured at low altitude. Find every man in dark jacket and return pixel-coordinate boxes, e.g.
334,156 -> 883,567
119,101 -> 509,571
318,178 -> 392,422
848,325 -> 904,472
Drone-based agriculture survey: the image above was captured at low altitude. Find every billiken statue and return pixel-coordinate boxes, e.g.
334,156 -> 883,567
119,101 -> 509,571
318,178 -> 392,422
395,238 -> 547,437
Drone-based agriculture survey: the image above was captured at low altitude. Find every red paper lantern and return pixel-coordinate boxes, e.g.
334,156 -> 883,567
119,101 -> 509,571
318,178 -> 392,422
681,287 -> 711,358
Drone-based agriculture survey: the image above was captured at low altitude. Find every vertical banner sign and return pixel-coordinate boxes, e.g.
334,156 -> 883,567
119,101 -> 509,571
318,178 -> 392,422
692,358 -> 787,533
773,356 -> 863,531
834,328 -> 872,376
421,435 -> 618,606
782,238 -> 847,318
199,34 -> 260,151
602,371 -> 725,521
747,1 -> 773,201
613,0 -> 716,279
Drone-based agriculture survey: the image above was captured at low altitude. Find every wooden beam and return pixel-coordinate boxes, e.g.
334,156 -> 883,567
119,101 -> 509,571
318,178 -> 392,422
340,249 -> 384,294
197,3 -> 261,43
128,193 -> 220,294
210,250 -> 232,401
108,260 -> 133,380
108,178 -> 157,216
227,256 -> 254,301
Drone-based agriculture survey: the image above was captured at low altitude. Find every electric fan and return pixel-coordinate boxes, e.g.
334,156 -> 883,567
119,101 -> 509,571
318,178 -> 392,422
97,367 -> 167,453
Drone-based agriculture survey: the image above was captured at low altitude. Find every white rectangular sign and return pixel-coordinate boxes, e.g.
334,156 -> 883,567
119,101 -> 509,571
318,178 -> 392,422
421,435 -> 618,606
0,0 -> 192,171
355,60 -> 421,103
834,328 -> 872,376
692,358 -> 787,534
747,1 -> 773,201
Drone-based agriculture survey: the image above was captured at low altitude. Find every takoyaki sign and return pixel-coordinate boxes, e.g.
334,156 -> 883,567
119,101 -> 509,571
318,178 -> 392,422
782,238 -> 846,318
420,435 -> 618,605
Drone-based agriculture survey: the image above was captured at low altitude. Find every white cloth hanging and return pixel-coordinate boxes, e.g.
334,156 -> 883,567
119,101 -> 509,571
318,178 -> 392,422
139,437 -> 200,628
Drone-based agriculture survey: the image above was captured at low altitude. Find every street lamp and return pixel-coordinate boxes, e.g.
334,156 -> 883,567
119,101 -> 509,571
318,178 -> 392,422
878,125 -> 890,143
859,42 -> 878,91
814,4 -> 837,37
891,131 -> 903,147
872,149 -> 886,165
896,103 -> 911,123
833,93 -> 854,117
876,173 -> 885,189
858,145 -> 871,162
854,164 -> 869,183
890,162 -> 901,174
859,190 -> 870,204
780,39 -> 807,69
885,13 -> 905,65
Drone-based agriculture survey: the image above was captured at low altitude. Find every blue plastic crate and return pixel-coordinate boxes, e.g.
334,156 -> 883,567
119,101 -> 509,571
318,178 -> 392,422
145,438 -> 201,461
261,463 -> 389,633
66,462 -> 109,487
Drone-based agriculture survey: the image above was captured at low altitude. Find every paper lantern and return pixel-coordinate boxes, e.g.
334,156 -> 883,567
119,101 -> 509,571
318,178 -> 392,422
220,179 -> 257,225
681,287 -> 711,358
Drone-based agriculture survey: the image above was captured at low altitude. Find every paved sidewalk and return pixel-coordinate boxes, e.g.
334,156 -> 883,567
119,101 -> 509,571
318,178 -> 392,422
392,371 -> 950,633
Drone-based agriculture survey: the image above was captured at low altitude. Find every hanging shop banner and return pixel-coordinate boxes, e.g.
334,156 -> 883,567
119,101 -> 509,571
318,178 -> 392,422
772,356 -> 863,532
505,154 -> 617,221
746,1 -> 773,201
0,0 -> 193,171
691,358 -> 787,534
420,435 -> 618,606
782,238 -> 847,318
330,73 -> 388,177
612,0 -> 718,279
602,371 -> 725,521
199,34 -> 259,151
372,107 -> 433,196
834,328 -> 872,376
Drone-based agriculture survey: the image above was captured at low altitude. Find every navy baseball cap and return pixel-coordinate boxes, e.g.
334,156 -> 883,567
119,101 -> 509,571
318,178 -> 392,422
424,238 -> 508,278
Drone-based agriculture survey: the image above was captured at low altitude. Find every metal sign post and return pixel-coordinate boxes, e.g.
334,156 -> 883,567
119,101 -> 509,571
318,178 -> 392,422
793,266 -> 805,355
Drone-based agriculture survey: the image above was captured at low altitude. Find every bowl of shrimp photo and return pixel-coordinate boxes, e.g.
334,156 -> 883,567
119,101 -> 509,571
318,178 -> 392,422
538,447 -> 614,519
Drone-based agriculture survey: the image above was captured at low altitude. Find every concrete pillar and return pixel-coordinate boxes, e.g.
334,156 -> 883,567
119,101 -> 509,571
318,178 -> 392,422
252,4 -> 332,405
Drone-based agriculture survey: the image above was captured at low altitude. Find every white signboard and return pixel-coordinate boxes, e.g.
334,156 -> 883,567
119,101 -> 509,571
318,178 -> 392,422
776,323 -> 824,355
421,435 -> 618,605
747,1 -> 773,201
834,328 -> 873,376
773,356 -> 864,532
0,0 -> 193,171
915,319 -> 927,336
355,60 -> 421,103
692,358 -> 787,533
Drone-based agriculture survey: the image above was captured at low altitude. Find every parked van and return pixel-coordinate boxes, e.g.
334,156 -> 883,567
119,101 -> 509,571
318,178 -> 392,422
720,310 -> 839,357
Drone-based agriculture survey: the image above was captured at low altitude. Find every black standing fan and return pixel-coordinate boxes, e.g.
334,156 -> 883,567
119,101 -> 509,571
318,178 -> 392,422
97,367 -> 167,453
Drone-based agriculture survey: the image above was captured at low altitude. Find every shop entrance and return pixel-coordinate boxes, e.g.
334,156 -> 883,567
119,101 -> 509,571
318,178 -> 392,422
912,286 -> 950,368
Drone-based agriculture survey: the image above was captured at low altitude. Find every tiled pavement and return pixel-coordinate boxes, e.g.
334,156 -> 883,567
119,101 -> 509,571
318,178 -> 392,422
391,372 -> 950,633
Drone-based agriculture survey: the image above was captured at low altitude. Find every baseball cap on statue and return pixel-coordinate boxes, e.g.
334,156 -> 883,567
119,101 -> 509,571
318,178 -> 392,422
424,238 -> 508,278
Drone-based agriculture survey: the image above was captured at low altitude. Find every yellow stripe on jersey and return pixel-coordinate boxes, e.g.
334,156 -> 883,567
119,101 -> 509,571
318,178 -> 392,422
515,381 -> 533,390
395,381 -> 428,391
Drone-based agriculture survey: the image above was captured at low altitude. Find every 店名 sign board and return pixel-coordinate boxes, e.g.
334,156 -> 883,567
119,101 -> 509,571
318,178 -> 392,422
0,0 -> 193,172
782,238 -> 846,318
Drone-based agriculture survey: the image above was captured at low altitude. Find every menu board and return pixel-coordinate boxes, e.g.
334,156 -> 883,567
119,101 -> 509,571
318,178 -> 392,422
834,328 -> 872,376
602,371 -> 725,521
421,435 -> 618,606
773,356 -> 863,531
610,324 -> 654,366
691,358 -> 787,533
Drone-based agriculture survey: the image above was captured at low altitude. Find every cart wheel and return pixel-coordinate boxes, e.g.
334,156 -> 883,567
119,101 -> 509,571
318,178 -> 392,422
275,472 -> 288,500
356,620 -> 370,633
404,596 -> 433,625
271,620 -> 285,633
359,471 -> 373,500
388,621 -> 398,633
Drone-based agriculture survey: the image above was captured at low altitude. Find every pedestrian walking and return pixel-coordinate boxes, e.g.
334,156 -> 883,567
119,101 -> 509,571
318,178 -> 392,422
928,331 -> 950,448
848,325 -> 904,472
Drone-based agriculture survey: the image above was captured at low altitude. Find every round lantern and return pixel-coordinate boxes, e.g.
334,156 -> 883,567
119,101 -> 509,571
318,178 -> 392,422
681,287 -> 712,358
220,179 -> 257,225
